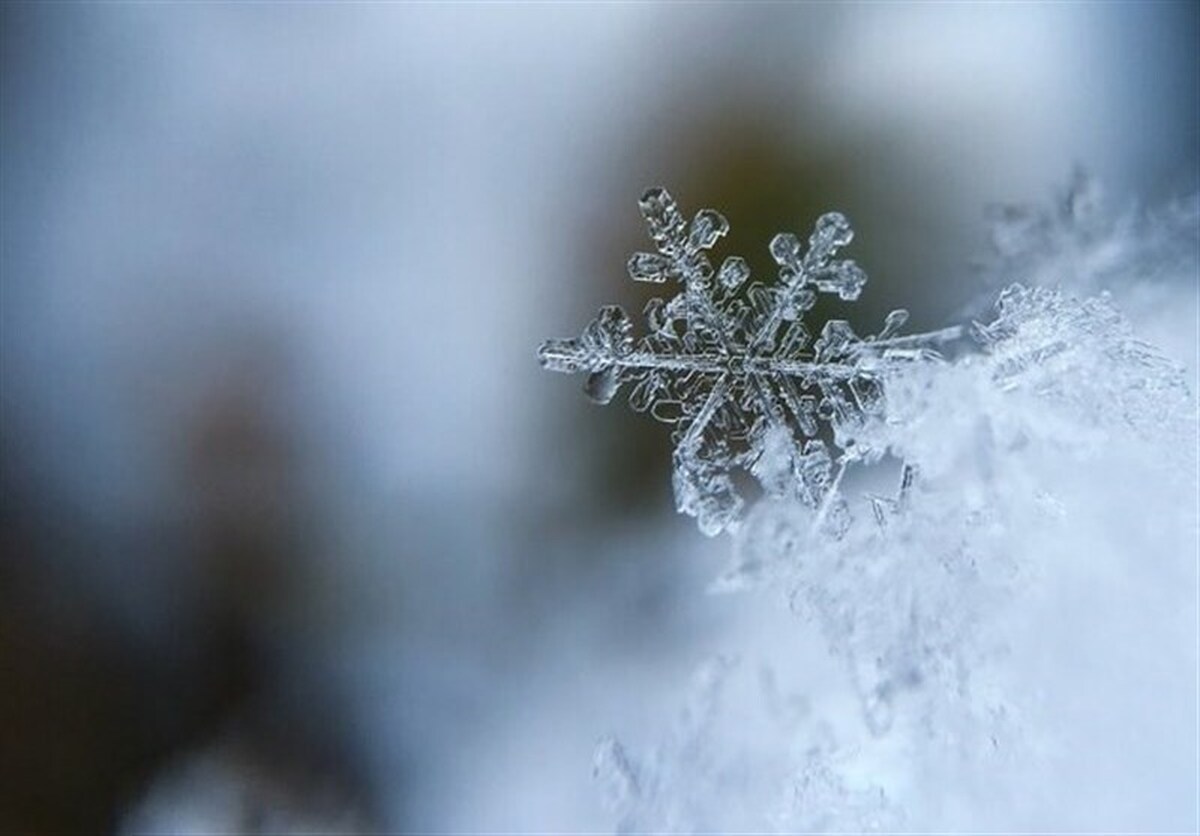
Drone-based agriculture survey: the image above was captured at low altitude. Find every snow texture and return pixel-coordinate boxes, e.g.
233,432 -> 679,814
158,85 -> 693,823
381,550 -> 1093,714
977,169 -> 1199,306
543,185 -> 1198,832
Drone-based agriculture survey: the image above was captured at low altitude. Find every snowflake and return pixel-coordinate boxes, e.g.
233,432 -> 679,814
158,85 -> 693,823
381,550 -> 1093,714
539,187 -> 961,535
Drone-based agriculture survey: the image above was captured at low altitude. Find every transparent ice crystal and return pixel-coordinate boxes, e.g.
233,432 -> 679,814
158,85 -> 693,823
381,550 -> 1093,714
976,283 -> 1191,433
727,279 -> 1194,754
539,187 -> 961,535
567,180 -> 1197,833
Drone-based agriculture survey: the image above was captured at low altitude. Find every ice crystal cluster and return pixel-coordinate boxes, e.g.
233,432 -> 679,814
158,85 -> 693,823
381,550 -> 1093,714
539,187 -> 960,536
541,183 -> 1198,832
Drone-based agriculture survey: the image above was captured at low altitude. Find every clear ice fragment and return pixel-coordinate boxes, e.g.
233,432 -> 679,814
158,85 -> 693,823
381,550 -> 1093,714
628,252 -> 673,283
689,209 -> 730,250
717,256 -> 750,289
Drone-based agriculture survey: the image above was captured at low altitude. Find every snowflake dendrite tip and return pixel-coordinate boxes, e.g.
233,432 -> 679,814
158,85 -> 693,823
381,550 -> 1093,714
539,188 -> 960,536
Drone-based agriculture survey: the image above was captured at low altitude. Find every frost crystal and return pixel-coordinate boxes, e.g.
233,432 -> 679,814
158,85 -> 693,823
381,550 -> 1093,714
562,181 -> 1197,833
539,187 -> 961,535
975,284 -> 1191,441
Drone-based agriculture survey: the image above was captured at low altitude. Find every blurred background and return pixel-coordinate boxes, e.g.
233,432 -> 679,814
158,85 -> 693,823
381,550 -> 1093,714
2,2 -> 1196,832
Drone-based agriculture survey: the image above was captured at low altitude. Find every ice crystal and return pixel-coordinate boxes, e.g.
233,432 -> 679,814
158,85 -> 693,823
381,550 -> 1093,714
975,284 -> 1192,446
539,187 -> 961,535
567,179 -> 1197,833
727,281 -> 1193,739
600,271 -> 1195,831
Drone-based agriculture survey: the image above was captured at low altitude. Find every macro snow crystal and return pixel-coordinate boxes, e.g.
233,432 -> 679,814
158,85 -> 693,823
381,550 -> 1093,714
549,182 -> 1197,834
539,187 -> 961,535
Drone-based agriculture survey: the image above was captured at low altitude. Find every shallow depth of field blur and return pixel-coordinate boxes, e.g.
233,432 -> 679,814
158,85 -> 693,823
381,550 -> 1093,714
2,3 -> 1197,832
